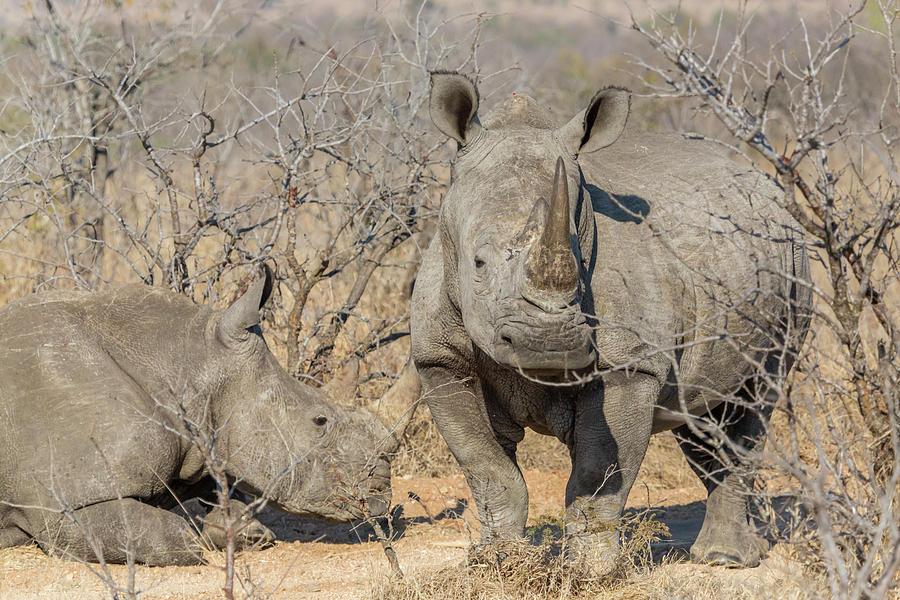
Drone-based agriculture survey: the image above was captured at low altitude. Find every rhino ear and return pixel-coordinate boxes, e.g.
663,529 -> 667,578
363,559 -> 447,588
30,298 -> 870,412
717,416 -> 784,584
429,71 -> 481,147
559,87 -> 630,155
218,265 -> 274,346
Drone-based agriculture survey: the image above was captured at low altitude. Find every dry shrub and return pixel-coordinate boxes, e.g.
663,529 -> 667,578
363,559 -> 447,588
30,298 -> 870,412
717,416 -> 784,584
389,403 -> 457,478
517,430 -> 572,473
632,2 -> 900,597
392,415 -> 574,477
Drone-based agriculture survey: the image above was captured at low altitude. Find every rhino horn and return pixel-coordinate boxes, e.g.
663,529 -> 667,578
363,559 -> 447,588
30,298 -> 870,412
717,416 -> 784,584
524,157 -> 579,296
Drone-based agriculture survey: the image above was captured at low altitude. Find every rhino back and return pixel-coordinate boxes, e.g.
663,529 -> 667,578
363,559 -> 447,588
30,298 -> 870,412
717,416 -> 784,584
0,287 -> 211,513
582,131 -> 808,427
586,131 -> 793,238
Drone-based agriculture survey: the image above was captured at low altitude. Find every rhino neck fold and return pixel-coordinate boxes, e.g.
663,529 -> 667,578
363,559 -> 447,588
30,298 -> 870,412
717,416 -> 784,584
86,291 -> 223,421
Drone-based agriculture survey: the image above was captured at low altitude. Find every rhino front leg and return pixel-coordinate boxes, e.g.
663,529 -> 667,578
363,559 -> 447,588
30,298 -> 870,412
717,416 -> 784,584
199,499 -> 274,551
674,396 -> 771,567
420,367 -> 528,543
565,372 -> 658,574
30,498 -> 203,566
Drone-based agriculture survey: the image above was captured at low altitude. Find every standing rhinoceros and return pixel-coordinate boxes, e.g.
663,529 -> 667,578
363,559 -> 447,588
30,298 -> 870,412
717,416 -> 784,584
411,72 -> 812,570
0,268 -> 393,565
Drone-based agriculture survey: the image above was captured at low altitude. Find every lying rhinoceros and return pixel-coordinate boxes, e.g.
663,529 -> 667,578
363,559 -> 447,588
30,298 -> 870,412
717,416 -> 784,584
411,72 -> 812,570
0,268 -> 393,565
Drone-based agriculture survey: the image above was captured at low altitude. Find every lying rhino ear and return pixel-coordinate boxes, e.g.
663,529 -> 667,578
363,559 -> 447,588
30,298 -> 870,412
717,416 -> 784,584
559,87 -> 630,155
218,265 -> 274,346
429,71 -> 481,147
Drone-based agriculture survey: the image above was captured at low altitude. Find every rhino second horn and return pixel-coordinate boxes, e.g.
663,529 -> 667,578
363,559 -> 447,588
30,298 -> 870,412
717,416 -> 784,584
512,196 -> 549,248
524,157 -> 579,295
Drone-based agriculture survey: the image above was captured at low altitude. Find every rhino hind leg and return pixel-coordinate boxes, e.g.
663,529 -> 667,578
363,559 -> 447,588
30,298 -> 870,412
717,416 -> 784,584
30,498 -> 204,566
674,397 -> 771,568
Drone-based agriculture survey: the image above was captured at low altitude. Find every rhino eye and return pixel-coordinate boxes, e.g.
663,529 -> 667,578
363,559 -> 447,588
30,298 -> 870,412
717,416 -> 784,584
312,415 -> 328,427
474,257 -> 486,270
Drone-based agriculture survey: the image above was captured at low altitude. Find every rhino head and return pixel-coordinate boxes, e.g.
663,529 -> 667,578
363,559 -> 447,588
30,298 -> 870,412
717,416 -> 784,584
428,72 -> 631,377
207,268 -> 393,520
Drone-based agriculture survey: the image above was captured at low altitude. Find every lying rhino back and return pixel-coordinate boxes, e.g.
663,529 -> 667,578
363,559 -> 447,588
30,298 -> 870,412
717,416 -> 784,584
0,287 -> 212,515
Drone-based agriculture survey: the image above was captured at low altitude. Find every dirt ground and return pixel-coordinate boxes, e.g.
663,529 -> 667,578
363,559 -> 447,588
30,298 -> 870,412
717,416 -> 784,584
0,433 -> 813,600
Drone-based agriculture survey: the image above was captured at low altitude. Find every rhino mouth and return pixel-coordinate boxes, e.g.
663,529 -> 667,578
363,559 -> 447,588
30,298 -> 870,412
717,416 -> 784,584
495,345 -> 596,374
519,365 -> 595,382
491,319 -> 595,374
274,482 -> 391,522
330,467 -> 393,520
271,456 -> 392,522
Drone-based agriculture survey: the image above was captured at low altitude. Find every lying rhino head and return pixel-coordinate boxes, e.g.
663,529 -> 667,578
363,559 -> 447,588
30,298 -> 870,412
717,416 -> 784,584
211,269 -> 393,520
428,72 -> 631,376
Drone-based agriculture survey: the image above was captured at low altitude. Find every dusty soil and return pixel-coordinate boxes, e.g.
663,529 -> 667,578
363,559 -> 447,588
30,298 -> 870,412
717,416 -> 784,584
0,433 -> 812,600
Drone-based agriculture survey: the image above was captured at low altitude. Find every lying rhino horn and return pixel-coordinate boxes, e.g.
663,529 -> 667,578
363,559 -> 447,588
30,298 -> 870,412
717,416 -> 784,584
524,157 -> 579,295
217,264 -> 274,346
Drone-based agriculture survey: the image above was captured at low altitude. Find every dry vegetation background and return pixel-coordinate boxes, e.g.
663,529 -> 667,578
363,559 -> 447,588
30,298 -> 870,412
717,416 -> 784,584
1,0 -> 899,598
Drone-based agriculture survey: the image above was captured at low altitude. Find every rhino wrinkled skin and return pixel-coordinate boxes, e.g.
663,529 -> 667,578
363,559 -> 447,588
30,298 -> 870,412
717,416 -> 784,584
411,72 -> 812,569
0,269 -> 392,565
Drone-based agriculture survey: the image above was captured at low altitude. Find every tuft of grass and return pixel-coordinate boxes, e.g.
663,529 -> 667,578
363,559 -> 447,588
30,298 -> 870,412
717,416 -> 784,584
374,511 -> 669,600
0,544 -> 48,570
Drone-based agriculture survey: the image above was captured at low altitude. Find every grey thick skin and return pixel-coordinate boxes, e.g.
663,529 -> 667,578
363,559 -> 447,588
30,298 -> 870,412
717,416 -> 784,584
0,270 -> 392,566
412,73 -> 812,569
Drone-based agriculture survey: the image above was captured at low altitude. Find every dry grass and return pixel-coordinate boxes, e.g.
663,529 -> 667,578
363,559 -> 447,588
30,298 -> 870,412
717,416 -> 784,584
371,515 -> 821,600
382,556 -> 817,600
373,511 -> 669,600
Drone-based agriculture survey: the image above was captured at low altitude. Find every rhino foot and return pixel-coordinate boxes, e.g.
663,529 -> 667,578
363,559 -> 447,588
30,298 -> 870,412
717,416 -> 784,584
689,517 -> 768,568
564,529 -> 620,578
237,518 -> 275,550
201,500 -> 275,551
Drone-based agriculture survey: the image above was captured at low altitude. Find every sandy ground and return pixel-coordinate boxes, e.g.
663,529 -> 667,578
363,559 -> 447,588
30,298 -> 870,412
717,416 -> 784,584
0,437 -> 812,600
